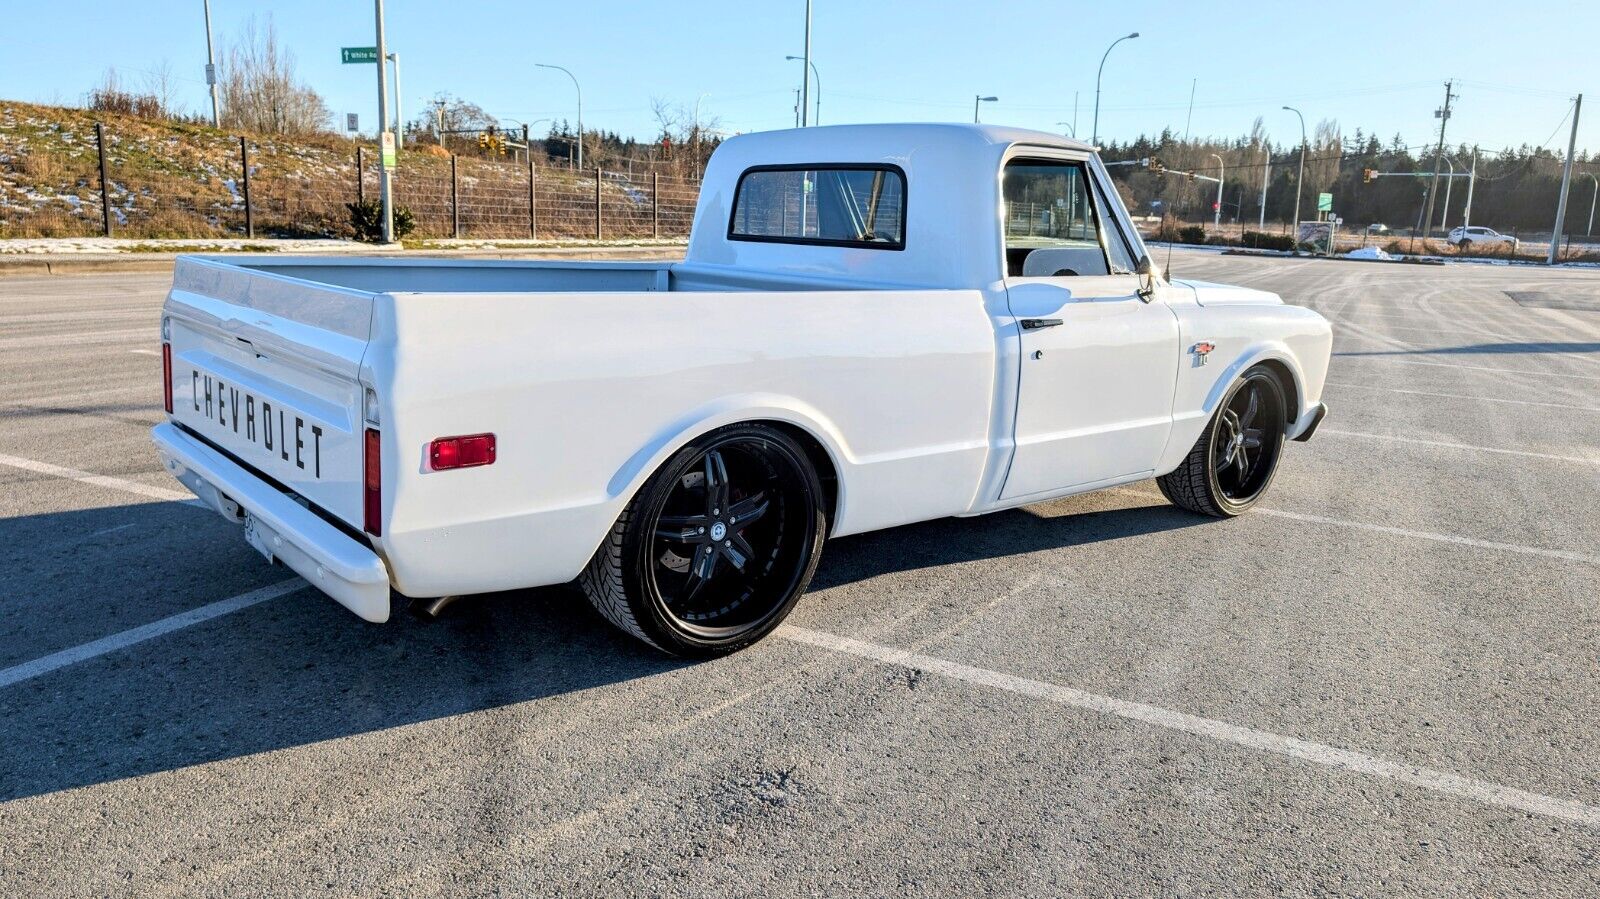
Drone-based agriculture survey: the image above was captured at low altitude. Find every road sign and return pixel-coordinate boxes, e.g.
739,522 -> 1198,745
341,47 -> 379,64
346,113 -> 359,132
1317,192 -> 1333,212
380,131 -> 396,169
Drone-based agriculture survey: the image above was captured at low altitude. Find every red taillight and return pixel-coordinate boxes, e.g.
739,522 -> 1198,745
364,427 -> 382,536
429,433 -> 497,471
161,343 -> 173,414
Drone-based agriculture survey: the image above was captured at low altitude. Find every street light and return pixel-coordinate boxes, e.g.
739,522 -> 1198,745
974,95 -> 998,124
780,55 -> 819,124
1283,105 -> 1307,241
1210,153 -> 1225,228
1055,121 -> 1076,138
1091,32 -> 1139,146
534,63 -> 583,170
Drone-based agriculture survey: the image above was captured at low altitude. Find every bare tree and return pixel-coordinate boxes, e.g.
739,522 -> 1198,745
140,61 -> 180,119
410,93 -> 498,151
218,16 -> 329,136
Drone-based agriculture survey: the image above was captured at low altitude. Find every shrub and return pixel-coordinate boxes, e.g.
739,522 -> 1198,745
346,199 -> 415,242
1177,225 -> 1207,244
1240,231 -> 1295,251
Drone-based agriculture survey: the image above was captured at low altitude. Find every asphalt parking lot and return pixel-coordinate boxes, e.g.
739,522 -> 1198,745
2,254 -> 1597,896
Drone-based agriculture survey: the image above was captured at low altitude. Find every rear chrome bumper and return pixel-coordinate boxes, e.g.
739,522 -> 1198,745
1292,402 -> 1328,443
151,422 -> 393,622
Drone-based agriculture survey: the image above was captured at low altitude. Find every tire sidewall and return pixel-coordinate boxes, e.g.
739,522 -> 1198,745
1204,366 -> 1287,515
621,424 -> 827,654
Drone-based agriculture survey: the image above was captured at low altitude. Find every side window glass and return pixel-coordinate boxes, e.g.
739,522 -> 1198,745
1091,176 -> 1139,274
1002,161 -> 1111,277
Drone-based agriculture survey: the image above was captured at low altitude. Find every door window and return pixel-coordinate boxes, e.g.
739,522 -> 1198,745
1003,160 -> 1127,277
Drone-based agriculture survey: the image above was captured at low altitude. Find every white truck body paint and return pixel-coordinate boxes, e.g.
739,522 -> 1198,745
150,123 -> 1331,616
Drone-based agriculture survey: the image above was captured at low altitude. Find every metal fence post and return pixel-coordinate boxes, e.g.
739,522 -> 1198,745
653,172 -> 660,239
240,136 -> 253,238
595,167 -> 602,240
356,146 -> 365,205
451,154 -> 461,239
528,159 -> 537,240
95,123 -> 111,237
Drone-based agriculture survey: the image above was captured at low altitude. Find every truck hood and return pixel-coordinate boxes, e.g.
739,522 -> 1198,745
1172,279 -> 1283,308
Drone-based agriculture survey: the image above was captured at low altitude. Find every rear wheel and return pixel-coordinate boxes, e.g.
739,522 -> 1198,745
579,424 -> 827,656
1156,366 -> 1287,517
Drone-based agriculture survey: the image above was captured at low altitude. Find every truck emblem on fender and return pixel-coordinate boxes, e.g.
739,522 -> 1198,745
1191,341 -> 1215,366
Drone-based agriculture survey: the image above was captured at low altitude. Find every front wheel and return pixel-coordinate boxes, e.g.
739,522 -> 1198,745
1157,366 -> 1288,517
579,423 -> 827,656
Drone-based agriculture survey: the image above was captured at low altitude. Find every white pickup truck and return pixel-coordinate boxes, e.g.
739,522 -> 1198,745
152,124 -> 1330,655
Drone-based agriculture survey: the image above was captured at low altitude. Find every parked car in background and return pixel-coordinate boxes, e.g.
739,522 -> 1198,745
1366,223 -> 1390,234
1449,225 -> 1517,250
151,123 -> 1332,656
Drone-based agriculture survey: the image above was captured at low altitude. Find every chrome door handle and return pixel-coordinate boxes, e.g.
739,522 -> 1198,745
1019,318 -> 1063,331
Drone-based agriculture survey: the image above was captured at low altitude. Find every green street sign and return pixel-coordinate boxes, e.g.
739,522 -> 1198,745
1317,192 -> 1333,212
341,47 -> 379,64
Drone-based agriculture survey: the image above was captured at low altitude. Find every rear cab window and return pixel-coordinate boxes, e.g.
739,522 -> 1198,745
1002,159 -> 1137,277
729,165 -> 906,250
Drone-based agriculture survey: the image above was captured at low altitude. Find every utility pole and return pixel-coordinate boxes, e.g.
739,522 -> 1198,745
202,0 -> 221,127
1421,80 -> 1456,242
793,89 -> 801,128
1548,94 -> 1582,265
800,0 -> 812,127
387,52 -> 403,147
1463,145 -> 1477,228
373,0 -> 393,242
1258,143 -> 1270,230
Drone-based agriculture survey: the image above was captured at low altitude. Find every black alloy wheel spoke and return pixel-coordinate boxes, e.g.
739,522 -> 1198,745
704,450 -> 731,517
1240,385 -> 1259,429
656,514 -> 707,542
726,491 -> 769,528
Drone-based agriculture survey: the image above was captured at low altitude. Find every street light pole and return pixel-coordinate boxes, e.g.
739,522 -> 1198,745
800,0 -> 812,127
1283,106 -> 1307,241
1055,121 -> 1076,137
535,63 -> 583,170
1585,172 -> 1598,238
386,52 -> 403,147
1211,153 -> 1224,228
1437,155 -> 1454,234
1463,145 -> 1478,228
1091,32 -> 1139,146
202,0 -> 221,127
373,0 -> 393,242
785,56 -> 821,125
1258,143 -> 1269,230
974,95 -> 997,124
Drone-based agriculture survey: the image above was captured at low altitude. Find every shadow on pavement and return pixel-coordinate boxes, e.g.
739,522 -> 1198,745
0,490 -> 1207,802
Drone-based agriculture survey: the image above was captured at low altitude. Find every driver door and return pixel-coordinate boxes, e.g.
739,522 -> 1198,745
999,158 -> 1180,500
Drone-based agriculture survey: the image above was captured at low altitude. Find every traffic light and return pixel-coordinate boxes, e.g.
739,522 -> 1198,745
478,132 -> 489,150
1362,168 -> 1378,184
1148,158 -> 1165,175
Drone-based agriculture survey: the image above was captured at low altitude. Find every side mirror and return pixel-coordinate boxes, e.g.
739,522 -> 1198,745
1136,254 -> 1161,301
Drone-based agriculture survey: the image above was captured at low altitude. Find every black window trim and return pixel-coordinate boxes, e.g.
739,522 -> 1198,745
727,162 -> 909,251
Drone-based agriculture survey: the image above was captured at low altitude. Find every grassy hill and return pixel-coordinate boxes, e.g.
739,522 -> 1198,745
0,100 -> 698,240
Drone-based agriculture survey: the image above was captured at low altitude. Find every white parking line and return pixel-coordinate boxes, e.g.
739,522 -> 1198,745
0,452 -> 197,504
1318,428 -> 1599,465
129,348 -> 159,356
782,626 -> 1600,828
0,579 -> 305,689
1109,487 -> 1599,566
1325,381 -> 1600,413
1333,355 -> 1600,383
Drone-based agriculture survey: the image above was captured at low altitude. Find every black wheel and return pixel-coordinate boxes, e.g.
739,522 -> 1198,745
1156,366 -> 1287,517
579,423 -> 827,656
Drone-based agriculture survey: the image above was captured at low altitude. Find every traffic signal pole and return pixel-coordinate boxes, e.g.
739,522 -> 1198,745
1548,94 -> 1582,265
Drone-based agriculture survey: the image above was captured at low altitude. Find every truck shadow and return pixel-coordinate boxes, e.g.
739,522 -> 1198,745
0,489 -> 1202,802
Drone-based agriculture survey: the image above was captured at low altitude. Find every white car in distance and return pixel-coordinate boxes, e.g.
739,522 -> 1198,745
151,124 -> 1332,656
1448,225 -> 1517,250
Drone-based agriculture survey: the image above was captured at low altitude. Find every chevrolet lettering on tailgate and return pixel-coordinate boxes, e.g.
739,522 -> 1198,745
190,369 -> 324,478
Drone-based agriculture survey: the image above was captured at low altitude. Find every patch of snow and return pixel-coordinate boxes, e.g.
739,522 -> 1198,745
1345,246 -> 1393,261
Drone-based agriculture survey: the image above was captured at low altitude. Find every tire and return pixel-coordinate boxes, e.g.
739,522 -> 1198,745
1156,365 -> 1288,518
579,423 -> 827,656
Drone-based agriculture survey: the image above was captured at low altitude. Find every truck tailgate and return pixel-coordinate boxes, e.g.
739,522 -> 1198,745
164,257 -> 374,530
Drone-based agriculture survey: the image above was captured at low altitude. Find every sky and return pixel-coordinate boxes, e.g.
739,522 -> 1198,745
1,1 -> 1595,158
